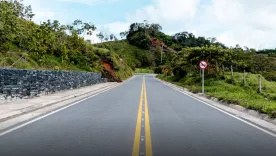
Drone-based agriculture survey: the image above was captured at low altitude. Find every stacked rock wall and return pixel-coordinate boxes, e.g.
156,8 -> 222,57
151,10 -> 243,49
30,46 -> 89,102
0,68 -> 107,101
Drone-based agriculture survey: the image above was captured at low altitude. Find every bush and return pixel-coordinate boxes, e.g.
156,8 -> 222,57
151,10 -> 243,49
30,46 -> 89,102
271,111 -> 276,118
154,67 -> 163,74
262,72 -> 276,81
172,66 -> 188,80
53,66 -> 60,70
225,78 -> 237,85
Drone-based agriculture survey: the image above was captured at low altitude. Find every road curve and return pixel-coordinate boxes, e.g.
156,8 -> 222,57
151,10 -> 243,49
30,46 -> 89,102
0,75 -> 276,156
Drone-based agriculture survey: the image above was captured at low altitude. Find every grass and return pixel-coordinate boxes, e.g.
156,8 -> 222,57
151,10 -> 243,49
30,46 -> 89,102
1,46 -> 134,81
157,72 -> 276,118
135,68 -> 154,73
0,52 -> 85,71
94,41 -> 152,70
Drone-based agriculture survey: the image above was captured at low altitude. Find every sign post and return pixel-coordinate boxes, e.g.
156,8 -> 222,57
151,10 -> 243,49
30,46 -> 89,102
199,61 -> 208,94
164,69 -> 169,81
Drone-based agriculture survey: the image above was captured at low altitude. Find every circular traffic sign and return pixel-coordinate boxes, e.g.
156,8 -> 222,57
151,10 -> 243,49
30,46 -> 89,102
199,61 -> 208,70
164,69 -> 169,73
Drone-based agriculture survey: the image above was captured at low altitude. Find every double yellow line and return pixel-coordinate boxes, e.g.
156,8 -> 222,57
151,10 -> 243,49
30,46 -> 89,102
132,77 -> 152,156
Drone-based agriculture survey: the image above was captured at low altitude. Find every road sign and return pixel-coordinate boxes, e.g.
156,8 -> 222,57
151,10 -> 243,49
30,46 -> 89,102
163,69 -> 169,81
199,60 -> 208,95
199,61 -> 208,70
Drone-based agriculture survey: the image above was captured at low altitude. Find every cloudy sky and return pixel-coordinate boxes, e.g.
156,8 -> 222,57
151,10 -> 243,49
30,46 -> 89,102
23,0 -> 276,49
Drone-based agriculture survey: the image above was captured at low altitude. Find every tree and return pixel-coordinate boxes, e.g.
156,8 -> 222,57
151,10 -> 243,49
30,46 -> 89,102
109,34 -> 114,41
104,36 -> 109,42
114,36 -> 118,41
51,20 -> 60,31
97,32 -> 104,43
120,21 -> 163,49
24,5 -> 35,20
68,19 -> 96,37
252,54 -> 270,72
208,37 -> 217,44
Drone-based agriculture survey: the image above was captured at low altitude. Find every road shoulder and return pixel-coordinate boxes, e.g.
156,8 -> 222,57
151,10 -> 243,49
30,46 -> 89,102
0,82 -> 121,131
155,77 -> 276,135
0,75 -> 137,132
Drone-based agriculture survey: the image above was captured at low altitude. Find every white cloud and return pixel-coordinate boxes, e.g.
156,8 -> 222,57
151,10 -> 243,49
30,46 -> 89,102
84,31 -> 101,44
23,0 -> 58,23
104,22 -> 130,34
125,0 -> 200,33
200,0 -> 276,49
106,0 -> 276,49
58,0 -> 117,5
35,12 -> 55,18
23,0 -> 276,49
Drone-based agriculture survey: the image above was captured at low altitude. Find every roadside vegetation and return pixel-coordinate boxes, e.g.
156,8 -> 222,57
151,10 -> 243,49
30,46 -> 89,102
155,45 -> 276,117
0,0 -> 132,81
3,0 -> 276,114
157,73 -> 276,118
94,41 -> 152,71
134,68 -> 154,73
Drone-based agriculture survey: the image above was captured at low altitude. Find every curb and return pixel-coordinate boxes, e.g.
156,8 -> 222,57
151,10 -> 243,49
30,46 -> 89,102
0,83 -> 120,123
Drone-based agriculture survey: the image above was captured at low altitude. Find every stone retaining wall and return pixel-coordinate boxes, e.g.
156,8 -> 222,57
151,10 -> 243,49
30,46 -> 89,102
0,68 -> 107,102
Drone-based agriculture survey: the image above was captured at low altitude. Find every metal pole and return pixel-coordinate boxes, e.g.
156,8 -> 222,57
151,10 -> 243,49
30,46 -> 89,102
161,44 -> 163,64
222,64 -> 225,77
231,65 -> 234,79
200,68 -> 201,77
243,70 -> 246,84
202,69 -> 204,94
258,74 -> 261,93
166,72 -> 167,81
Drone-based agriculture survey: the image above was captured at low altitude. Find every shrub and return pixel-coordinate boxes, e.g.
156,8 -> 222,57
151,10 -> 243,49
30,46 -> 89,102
154,67 -> 163,74
172,66 -> 188,80
262,72 -> 276,81
225,78 -> 237,85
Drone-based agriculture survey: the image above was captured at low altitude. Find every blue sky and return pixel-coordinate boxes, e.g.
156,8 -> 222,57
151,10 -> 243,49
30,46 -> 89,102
24,0 -> 276,49
24,0 -> 151,26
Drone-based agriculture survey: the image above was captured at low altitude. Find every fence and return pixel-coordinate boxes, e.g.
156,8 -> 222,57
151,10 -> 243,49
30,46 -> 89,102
204,64 -> 267,94
0,68 -> 108,101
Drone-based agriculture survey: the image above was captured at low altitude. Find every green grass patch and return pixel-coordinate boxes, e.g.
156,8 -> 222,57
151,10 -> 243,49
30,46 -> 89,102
94,41 -> 152,70
135,68 -> 154,73
156,73 -> 276,118
1,45 -> 134,81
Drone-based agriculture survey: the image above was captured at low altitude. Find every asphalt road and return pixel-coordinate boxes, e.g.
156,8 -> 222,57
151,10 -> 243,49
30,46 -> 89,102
1,75 -> 276,156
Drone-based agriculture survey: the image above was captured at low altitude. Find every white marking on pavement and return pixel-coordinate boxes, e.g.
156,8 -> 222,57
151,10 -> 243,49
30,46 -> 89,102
0,85 -> 118,137
157,78 -> 276,138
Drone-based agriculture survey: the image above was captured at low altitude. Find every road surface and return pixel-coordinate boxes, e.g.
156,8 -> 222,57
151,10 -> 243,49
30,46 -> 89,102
1,75 -> 276,156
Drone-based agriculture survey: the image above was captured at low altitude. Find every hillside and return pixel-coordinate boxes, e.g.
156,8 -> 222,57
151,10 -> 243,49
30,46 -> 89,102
0,0 -> 132,81
94,40 -> 152,70
3,0 -> 276,83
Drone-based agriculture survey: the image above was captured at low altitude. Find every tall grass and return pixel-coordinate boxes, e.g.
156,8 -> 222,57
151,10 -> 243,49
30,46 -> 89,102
135,68 -> 154,73
157,72 -> 276,118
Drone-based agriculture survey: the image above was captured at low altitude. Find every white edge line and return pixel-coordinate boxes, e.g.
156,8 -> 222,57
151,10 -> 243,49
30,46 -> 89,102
156,78 -> 276,138
0,84 -> 120,137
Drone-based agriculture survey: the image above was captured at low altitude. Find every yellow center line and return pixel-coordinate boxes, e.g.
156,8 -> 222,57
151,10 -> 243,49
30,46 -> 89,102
132,77 -> 153,156
143,77 -> 153,156
132,81 -> 143,156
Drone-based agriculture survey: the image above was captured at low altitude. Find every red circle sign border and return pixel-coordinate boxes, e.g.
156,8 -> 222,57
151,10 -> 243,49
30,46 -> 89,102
199,60 -> 208,70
